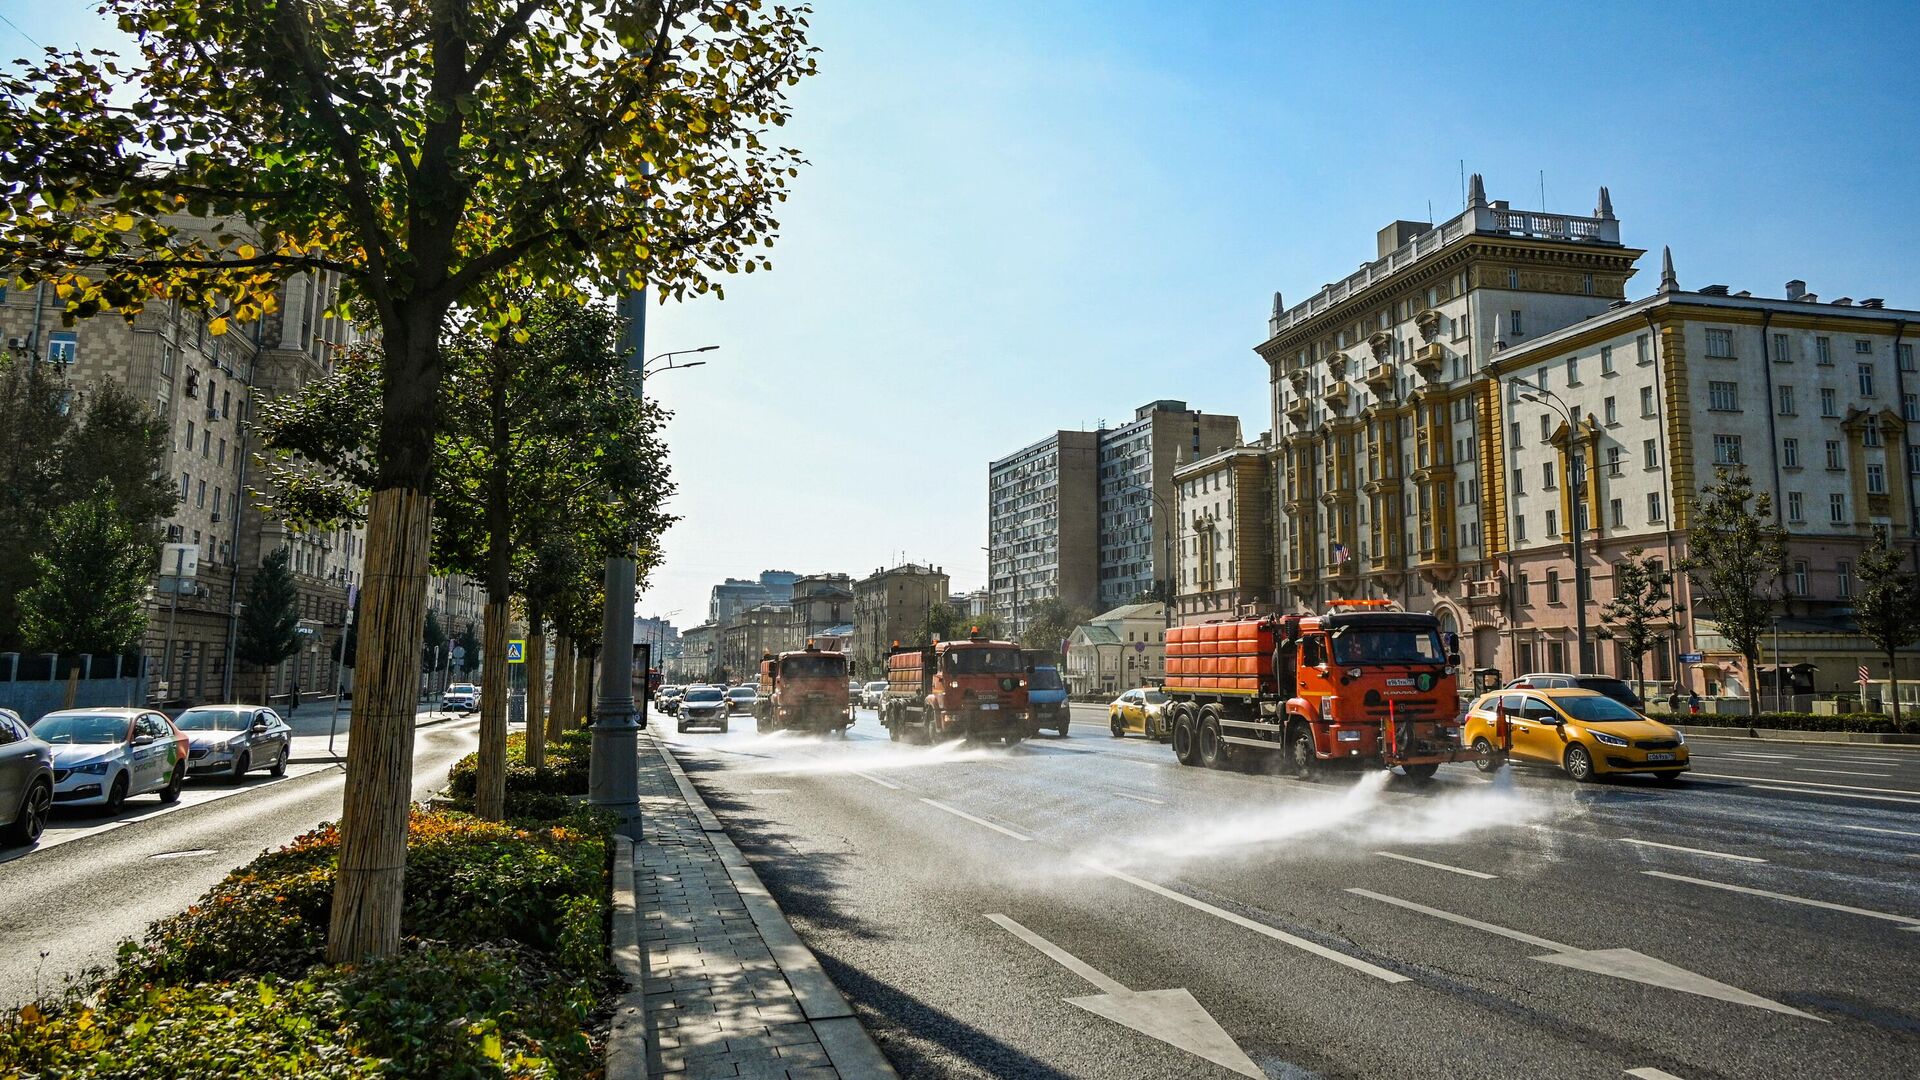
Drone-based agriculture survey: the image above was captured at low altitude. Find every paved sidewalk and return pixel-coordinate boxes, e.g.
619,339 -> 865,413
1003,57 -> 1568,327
607,733 -> 896,1080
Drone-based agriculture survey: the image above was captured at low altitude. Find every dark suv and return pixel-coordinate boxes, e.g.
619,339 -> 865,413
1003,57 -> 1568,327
1504,673 -> 1645,710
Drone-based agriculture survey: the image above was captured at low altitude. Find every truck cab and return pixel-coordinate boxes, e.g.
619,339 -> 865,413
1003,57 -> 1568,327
883,633 -> 1032,744
1021,648 -> 1069,737
755,644 -> 852,734
1274,606 -> 1467,777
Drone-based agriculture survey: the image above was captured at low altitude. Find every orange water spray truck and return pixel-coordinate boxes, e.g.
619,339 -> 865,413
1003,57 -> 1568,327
1162,600 -> 1479,780
754,642 -> 853,734
882,629 -> 1032,745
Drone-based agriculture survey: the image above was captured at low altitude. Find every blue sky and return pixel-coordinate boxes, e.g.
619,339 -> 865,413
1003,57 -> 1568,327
9,1 -> 1919,628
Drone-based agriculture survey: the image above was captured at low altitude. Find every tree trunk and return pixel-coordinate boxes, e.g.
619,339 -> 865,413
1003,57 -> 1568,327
262,666 -> 272,711
1889,649 -> 1902,726
1744,649 -> 1760,717
62,662 -> 79,710
327,486 -> 434,963
474,595 -> 511,820
525,603 -> 548,770
576,652 -> 592,727
549,635 -> 573,741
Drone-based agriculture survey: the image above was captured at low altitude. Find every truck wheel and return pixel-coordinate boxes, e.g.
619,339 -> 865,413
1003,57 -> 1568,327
1287,724 -> 1319,781
1197,708 -> 1225,770
1471,736 -> 1502,773
1402,763 -> 1439,783
1172,709 -> 1199,766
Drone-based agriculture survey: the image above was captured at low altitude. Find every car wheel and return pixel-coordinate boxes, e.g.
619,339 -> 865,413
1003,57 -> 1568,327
230,752 -> 251,783
1057,716 -> 1070,737
1172,709 -> 1199,766
1109,711 -> 1124,738
4,780 -> 51,846
677,721 -> 688,734
1564,744 -> 1596,782
105,771 -> 129,812
1287,724 -> 1320,781
1471,736 -> 1502,774
270,744 -> 289,778
159,764 -> 184,804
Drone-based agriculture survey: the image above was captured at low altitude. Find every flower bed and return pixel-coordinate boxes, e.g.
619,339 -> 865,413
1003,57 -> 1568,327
1,736 -> 611,1078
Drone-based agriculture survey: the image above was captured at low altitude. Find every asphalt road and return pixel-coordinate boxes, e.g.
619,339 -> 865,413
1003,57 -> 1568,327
0,715 -> 480,1002
664,702 -> 1920,1080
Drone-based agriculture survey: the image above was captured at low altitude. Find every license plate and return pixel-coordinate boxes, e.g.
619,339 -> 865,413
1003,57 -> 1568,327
1646,752 -> 1674,762
979,703 -> 999,710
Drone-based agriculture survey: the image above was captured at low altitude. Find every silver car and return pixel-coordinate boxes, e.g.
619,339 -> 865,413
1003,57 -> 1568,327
0,709 -> 54,846
677,686 -> 730,733
34,708 -> 186,810
175,705 -> 293,781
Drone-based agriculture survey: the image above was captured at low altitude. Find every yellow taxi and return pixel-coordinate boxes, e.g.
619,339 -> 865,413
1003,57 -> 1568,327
1460,687 -> 1689,782
1107,687 -> 1171,740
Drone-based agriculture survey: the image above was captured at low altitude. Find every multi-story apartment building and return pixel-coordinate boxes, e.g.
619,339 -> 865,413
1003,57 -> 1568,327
988,431 -> 1098,636
1491,262 -> 1920,697
1096,400 -> 1242,610
674,622 -> 716,683
708,570 -> 799,625
633,616 -> 682,663
851,563 -> 950,680
1173,438 -> 1276,623
1256,176 -> 1642,671
716,603 -> 795,682
788,573 -> 853,650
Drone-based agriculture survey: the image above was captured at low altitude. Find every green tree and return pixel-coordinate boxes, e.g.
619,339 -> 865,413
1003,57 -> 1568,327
1595,548 -> 1674,702
422,610 -> 446,676
2,0 -> 815,961
1854,527 -> 1920,726
236,547 -> 302,706
454,622 -> 481,677
1021,597 -> 1093,654
918,603 -> 1001,644
1682,466 -> 1787,717
19,483 -> 155,707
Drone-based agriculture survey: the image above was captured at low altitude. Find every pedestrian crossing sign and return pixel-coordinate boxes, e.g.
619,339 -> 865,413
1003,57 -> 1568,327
506,640 -> 526,664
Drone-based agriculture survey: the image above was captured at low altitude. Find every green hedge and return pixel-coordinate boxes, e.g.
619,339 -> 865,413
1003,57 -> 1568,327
1648,709 -> 1920,735
445,730 -> 593,820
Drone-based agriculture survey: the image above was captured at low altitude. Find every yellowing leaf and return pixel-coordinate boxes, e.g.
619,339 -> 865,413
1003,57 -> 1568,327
208,316 -> 230,336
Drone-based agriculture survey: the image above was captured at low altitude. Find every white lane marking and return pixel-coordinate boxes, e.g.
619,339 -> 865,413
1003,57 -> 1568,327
1691,772 -> 1920,797
1110,791 -> 1167,805
1374,851 -> 1497,879
918,798 -> 1031,841
1720,752 -> 1789,761
1087,865 -> 1407,983
985,914 -> 1264,1079
1841,823 -> 1920,838
148,848 -> 219,860
1642,870 -> 1920,929
1626,1068 -> 1688,1080
850,770 -> 901,790
746,788 -> 792,795
1796,768 -> 1892,778
1747,784 -> 1920,805
1616,838 -> 1767,863
1348,888 -> 1820,1018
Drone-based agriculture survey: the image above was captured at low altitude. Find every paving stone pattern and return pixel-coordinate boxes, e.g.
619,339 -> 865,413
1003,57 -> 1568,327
636,749 -> 844,1079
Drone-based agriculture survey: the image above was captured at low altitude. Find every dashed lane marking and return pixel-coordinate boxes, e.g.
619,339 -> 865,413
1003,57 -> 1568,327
1746,784 -> 1920,805
1796,768 -> 1892,778
918,798 -> 1031,841
1840,823 -> 1920,838
851,770 -> 902,790
1110,791 -> 1167,805
1625,1069 -> 1689,1079
1374,851 -> 1497,879
1642,870 -> 1920,930
1690,772 -> 1920,797
1616,838 -> 1767,863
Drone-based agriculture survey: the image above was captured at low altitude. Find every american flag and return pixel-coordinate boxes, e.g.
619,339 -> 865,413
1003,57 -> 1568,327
1858,665 -> 1871,685
1331,541 -> 1351,565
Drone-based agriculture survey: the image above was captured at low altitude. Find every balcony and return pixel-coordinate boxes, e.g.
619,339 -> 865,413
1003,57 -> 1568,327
1363,363 -> 1395,393
1285,397 -> 1311,427
1413,342 -> 1446,380
1321,379 -> 1351,408
1464,576 -> 1504,605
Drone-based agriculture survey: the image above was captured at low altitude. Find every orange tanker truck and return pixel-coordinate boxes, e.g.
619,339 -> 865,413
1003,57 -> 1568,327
754,643 -> 854,734
882,631 -> 1032,744
1163,600 -> 1474,780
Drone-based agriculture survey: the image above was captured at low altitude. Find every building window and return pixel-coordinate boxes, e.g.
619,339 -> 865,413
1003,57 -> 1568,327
1910,445 -> 1920,476
195,480 -> 206,508
1546,508 -> 1558,536
161,343 -> 175,375
1705,328 -> 1734,358
1830,492 -> 1847,524
1507,268 -> 1519,289
1567,355 -> 1580,385
1609,498 -> 1624,528
1636,334 -> 1651,366
186,419 -> 195,450
1511,467 -> 1525,495
1713,434 -> 1742,465
1647,492 -> 1663,523
1515,514 -> 1527,541
1643,438 -> 1659,469
1858,363 -> 1876,397
1820,387 -> 1837,417
1838,560 -> 1853,598
179,472 -> 189,499
1546,570 -> 1562,604
1786,491 -> 1804,523
1708,381 -> 1739,411
1855,338 -> 1873,355
1542,462 -> 1556,490
1776,385 -> 1795,415
1606,446 -> 1623,477
1604,397 -> 1618,425
1782,438 -> 1799,469
1868,462 -> 1887,494
212,485 -> 221,513
1905,393 -> 1919,422
1540,414 -> 1552,441
1816,337 -> 1832,365
1772,333 -> 1790,362
1640,386 -> 1655,417
1901,343 -> 1916,372
46,331 -> 78,364
221,389 -> 231,418
1583,273 -> 1595,295
217,438 -> 226,466
1864,425 -> 1882,447
1792,560 -> 1809,596
1509,420 -> 1522,449
1826,440 -> 1843,470
1510,310 -> 1523,337
1600,345 -> 1615,374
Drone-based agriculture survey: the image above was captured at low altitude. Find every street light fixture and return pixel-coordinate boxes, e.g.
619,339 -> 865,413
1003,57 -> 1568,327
644,345 -> 718,376
1508,375 -> 1592,671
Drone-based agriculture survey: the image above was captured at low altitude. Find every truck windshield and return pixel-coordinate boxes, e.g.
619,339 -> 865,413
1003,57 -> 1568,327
1029,668 -> 1063,691
946,648 -> 1022,674
1329,626 -> 1445,665
781,655 -> 846,678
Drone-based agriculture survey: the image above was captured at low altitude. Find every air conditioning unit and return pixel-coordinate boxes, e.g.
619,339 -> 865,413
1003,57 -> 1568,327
210,511 -> 221,523
206,403 -> 219,420
6,337 -> 27,351
166,524 -> 184,542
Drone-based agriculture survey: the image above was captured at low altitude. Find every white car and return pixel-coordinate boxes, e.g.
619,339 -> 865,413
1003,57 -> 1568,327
175,705 -> 293,781
862,681 -> 888,709
34,708 -> 187,810
442,683 -> 479,712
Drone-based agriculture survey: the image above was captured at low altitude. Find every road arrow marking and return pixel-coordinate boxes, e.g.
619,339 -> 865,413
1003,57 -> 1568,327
986,914 -> 1262,1079
1346,888 -> 1819,1020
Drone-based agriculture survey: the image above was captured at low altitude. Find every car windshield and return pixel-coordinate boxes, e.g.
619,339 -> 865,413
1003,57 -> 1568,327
781,655 -> 846,678
1030,669 -> 1063,691
727,688 -> 755,698
1576,677 -> 1643,708
945,647 -> 1022,674
448,684 -> 476,694
1557,695 -> 1644,724
175,708 -> 253,732
686,688 -> 723,702
865,682 -> 887,691
1329,626 -> 1445,665
1142,689 -> 1168,704
33,713 -> 129,744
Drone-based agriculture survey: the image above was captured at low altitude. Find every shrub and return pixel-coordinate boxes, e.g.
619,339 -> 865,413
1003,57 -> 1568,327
446,731 -> 593,819
1649,709 -> 1918,735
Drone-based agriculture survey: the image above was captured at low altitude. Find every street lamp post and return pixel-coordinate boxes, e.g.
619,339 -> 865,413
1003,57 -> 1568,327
1509,377 -> 1590,670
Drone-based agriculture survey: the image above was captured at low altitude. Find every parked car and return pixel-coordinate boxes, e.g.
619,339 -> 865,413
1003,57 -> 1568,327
861,681 -> 889,709
174,705 -> 293,782
725,686 -> 759,714
1107,687 -> 1170,740
0,708 -> 54,846
677,686 -> 730,733
442,683 -> 479,712
32,708 -> 188,810
1461,688 -> 1688,782
1504,672 -> 1645,710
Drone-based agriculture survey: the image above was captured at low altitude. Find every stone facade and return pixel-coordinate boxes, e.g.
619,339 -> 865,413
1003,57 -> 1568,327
1063,602 -> 1167,696
1173,440 -> 1276,623
850,563 -> 950,680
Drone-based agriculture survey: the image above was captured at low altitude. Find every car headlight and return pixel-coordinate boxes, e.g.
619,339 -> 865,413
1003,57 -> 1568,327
1674,730 -> 1685,744
71,760 -> 112,775
1591,730 -> 1629,747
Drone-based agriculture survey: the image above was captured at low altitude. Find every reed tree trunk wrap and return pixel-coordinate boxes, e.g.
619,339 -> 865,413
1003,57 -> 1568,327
326,486 -> 433,963
549,636 -> 573,742
474,595 -> 511,820
575,653 -> 592,727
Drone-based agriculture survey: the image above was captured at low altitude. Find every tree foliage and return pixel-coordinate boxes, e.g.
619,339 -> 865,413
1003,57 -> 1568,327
1596,548 -> 1673,698
1682,466 -> 1786,716
1854,527 -> 1920,724
236,546 -> 302,696
919,603 -> 1001,644
1020,597 -> 1094,653
18,481 -> 155,656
